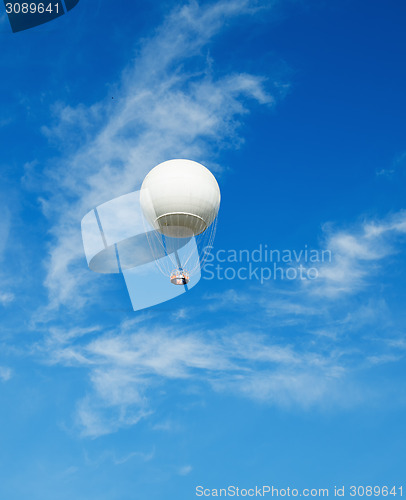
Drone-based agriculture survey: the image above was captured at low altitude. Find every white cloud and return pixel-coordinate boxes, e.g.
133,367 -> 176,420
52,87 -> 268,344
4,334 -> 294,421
209,212 -> 406,333
366,354 -> 402,365
0,366 -> 12,381
203,211 -> 406,322
311,211 -> 406,297
376,151 -> 406,177
178,465 -> 193,476
37,0 -> 280,313
0,206 -> 14,303
0,292 -> 14,306
212,371 -> 343,408
75,394 -> 152,438
201,212 -> 406,359
41,319 -> 353,437
0,206 -> 10,259
83,448 -> 155,467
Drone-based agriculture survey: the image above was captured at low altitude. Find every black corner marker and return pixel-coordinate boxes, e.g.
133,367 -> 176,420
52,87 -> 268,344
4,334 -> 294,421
3,0 -> 81,33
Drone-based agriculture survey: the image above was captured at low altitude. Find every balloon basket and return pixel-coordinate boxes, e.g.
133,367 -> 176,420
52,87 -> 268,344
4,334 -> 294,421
170,269 -> 190,285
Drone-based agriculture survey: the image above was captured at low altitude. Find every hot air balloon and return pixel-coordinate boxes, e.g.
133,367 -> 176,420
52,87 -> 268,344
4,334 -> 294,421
140,159 -> 221,285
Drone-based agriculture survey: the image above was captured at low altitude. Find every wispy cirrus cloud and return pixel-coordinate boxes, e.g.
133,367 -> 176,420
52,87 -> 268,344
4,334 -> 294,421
204,211 -> 406,324
0,366 -> 12,381
204,211 -> 406,353
0,206 -> 10,259
83,447 -> 155,467
311,211 -> 406,297
35,0 -> 282,313
0,205 -> 15,306
34,319 -> 362,438
0,292 -> 15,306
377,151 -> 406,177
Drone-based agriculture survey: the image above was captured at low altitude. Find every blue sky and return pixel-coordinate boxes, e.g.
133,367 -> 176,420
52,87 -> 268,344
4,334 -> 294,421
1,0 -> 406,498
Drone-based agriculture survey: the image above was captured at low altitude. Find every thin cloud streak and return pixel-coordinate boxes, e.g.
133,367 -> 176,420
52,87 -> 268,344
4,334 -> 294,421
0,366 -> 12,381
0,292 -> 15,306
312,210 -> 406,297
